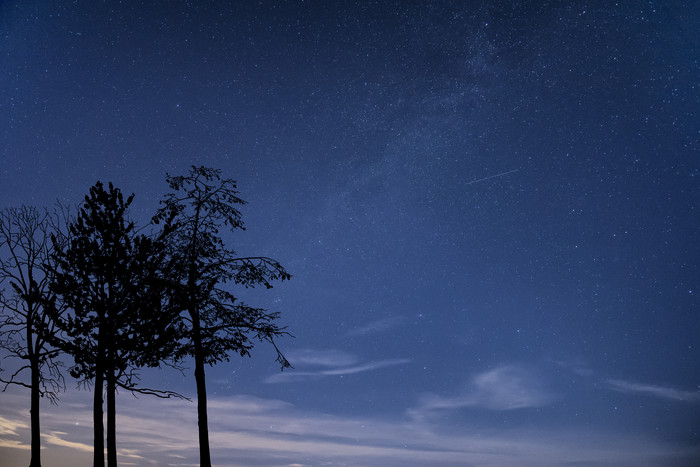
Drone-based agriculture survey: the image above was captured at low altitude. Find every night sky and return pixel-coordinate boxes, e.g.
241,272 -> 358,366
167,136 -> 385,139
1,1 -> 699,466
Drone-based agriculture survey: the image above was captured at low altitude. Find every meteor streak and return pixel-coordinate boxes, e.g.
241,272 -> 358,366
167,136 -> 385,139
464,169 -> 519,186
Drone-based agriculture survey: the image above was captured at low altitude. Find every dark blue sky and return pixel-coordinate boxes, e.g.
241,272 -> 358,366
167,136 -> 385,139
1,1 -> 699,465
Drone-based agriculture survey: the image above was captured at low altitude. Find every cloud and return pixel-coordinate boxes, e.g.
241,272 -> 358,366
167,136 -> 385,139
0,438 -> 29,450
43,431 -> 94,452
266,348 -> 410,383
607,379 -> 700,403
0,415 -> 29,451
266,356 -> 410,383
345,316 -> 404,337
550,357 -> 595,377
285,348 -> 358,367
0,415 -> 27,437
2,365 -> 698,466
2,388 -> 697,467
472,365 -> 553,410
551,359 -> 700,405
321,358 -> 411,375
408,365 -> 554,421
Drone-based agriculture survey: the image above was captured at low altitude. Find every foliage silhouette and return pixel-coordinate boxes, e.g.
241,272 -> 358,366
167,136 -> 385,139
153,166 -> 291,467
0,206 -> 66,467
46,182 -> 183,467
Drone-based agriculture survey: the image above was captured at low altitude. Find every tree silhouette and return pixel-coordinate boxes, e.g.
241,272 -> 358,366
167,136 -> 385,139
0,206 -> 66,467
47,182 -> 182,467
154,166 -> 291,467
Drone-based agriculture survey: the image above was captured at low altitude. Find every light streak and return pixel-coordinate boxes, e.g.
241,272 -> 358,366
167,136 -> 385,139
464,169 -> 519,186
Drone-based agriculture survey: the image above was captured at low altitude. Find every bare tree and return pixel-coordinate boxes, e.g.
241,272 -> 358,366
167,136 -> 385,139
154,166 -> 291,467
0,206 -> 65,467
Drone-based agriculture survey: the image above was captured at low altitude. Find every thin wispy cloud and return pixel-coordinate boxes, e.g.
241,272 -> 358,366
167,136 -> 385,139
607,379 -> 700,403
286,348 -> 358,367
0,415 -> 29,451
44,432 -> 94,452
551,360 -> 700,404
408,365 -> 554,422
0,415 -> 27,437
551,357 -> 595,377
266,348 -> 409,383
318,358 -> 411,375
345,316 -> 404,337
265,350 -> 411,383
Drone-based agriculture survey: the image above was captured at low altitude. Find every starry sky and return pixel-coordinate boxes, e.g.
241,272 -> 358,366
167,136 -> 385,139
1,1 -> 699,466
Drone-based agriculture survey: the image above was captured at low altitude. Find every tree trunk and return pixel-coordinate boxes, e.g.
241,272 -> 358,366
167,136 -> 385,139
29,356 -> 41,467
93,370 -> 105,467
193,308 -> 211,467
106,369 -> 117,467
27,307 -> 41,467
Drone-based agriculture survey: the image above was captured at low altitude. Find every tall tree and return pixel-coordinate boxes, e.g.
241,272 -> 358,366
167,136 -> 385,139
0,206 -> 65,467
154,166 -> 291,467
47,182 -> 181,467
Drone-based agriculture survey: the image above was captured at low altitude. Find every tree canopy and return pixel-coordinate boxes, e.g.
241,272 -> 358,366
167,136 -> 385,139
47,182 -> 181,467
154,166 -> 291,467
